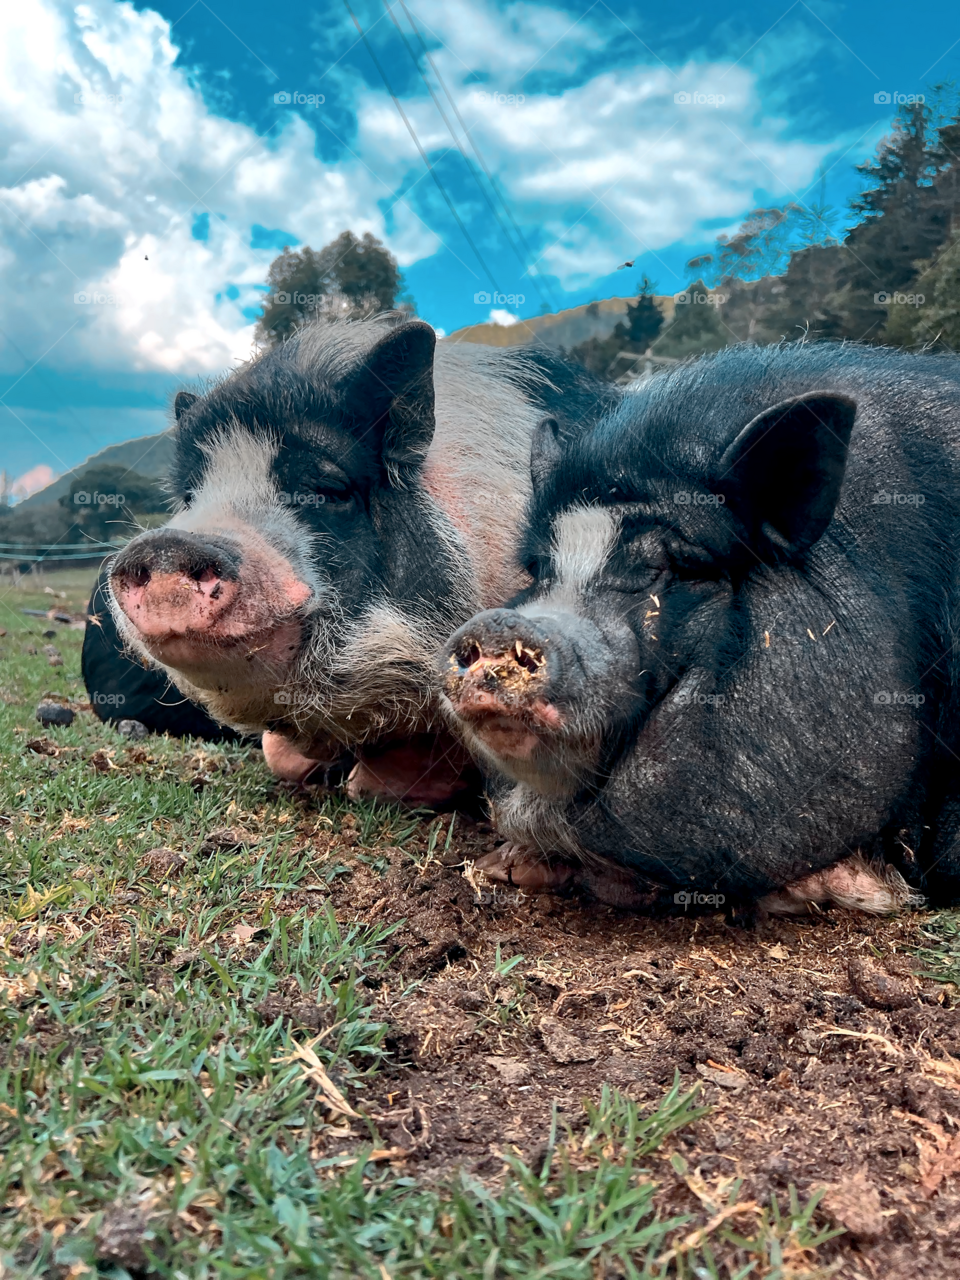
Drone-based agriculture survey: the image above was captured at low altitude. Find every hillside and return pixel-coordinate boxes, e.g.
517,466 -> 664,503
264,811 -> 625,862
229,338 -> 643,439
445,294 -> 676,350
16,429 -> 175,512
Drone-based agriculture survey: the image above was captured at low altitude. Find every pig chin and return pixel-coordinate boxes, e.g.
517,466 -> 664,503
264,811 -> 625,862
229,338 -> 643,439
441,689 -> 593,798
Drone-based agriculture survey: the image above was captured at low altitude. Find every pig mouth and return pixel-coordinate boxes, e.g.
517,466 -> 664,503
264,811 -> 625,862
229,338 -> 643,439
442,644 -> 564,762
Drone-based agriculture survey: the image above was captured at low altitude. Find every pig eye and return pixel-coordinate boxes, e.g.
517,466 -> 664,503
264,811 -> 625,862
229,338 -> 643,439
313,486 -> 353,506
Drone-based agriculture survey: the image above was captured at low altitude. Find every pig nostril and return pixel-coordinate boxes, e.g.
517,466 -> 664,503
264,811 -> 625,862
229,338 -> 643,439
122,568 -> 150,590
191,565 -> 221,585
513,639 -> 544,673
456,640 -> 482,669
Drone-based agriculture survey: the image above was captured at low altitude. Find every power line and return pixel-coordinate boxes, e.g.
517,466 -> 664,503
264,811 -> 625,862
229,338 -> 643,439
343,0 -> 503,295
382,0 -> 556,315
395,0 -> 563,314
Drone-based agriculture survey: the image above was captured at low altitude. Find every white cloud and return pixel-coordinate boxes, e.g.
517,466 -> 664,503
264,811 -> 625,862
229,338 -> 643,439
0,0 -> 850,376
357,48 -> 833,288
487,309 -> 521,326
0,0 -> 437,376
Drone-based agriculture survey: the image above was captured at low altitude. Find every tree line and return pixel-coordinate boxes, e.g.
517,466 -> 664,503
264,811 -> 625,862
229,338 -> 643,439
570,93 -> 960,376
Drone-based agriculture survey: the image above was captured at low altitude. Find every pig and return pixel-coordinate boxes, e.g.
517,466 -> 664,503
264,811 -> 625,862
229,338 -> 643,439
108,315 -> 616,804
440,342 -> 960,913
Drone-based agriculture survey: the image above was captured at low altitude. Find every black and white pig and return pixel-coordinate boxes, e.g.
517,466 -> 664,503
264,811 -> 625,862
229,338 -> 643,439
440,343 -> 960,913
108,315 -> 616,804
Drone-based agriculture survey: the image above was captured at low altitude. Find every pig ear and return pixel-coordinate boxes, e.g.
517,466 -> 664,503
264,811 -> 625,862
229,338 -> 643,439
530,416 -> 564,491
348,321 -> 436,480
717,391 -> 857,556
174,391 -> 198,421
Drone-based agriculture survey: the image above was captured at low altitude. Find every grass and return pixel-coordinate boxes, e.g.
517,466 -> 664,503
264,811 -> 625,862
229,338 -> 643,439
0,570 -> 837,1278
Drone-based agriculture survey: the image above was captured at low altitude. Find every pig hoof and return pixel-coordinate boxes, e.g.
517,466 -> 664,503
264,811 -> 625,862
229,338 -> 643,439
759,855 -> 924,916
345,733 -> 479,807
262,731 -> 328,785
474,845 -> 577,891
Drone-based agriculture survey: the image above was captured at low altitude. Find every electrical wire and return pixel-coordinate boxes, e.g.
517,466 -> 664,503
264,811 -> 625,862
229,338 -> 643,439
383,0 -> 556,315
344,0 -> 503,295
395,0 -> 562,314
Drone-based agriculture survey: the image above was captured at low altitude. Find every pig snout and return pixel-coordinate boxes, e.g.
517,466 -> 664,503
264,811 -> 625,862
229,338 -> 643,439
110,527 -> 312,679
441,609 -> 566,760
111,531 -> 242,640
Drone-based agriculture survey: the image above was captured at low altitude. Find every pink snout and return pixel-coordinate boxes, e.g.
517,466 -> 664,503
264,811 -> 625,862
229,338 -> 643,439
111,527 -> 311,670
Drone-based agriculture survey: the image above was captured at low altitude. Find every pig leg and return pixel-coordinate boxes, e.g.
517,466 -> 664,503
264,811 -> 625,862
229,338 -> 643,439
759,855 -> 923,916
474,845 -> 659,907
346,732 -> 481,806
475,844 -> 578,890
262,731 -> 330,785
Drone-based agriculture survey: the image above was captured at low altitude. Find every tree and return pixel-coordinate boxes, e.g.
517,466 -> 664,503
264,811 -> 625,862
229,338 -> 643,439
653,281 -> 728,359
59,465 -> 167,542
256,231 -> 406,347
568,277 -> 665,377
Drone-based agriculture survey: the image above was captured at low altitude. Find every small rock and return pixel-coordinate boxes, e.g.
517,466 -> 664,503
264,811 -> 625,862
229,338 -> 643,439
198,827 -> 247,856
696,1063 -> 748,1091
95,1203 -> 159,1271
42,644 -> 63,667
539,1014 -> 596,1064
35,700 -> 74,728
486,1055 -> 530,1086
117,718 -> 149,741
141,848 -> 186,878
848,956 -> 915,1010
42,629 -> 57,639
822,1168 -> 886,1240
23,644 -> 37,655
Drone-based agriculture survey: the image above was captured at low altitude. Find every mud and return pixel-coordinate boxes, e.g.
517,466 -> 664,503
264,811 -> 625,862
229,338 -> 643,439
321,819 -> 960,1279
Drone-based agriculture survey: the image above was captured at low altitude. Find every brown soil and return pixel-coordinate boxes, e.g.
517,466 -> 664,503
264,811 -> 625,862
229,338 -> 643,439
323,816 -> 960,1280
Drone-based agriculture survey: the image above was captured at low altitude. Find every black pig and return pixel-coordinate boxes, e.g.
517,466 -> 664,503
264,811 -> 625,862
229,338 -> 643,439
441,343 -> 960,912
109,315 -> 615,805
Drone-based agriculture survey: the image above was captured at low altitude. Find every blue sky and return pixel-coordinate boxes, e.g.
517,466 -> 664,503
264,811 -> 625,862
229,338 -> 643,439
1,0 -> 958,480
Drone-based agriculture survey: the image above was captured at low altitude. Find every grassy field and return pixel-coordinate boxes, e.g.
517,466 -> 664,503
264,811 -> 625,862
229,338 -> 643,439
1,569 -> 958,1278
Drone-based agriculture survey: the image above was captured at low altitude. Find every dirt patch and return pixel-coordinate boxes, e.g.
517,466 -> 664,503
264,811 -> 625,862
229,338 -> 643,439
318,822 -> 960,1279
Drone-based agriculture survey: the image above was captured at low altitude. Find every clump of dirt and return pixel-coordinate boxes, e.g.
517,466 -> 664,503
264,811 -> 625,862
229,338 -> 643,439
317,828 -> 960,1279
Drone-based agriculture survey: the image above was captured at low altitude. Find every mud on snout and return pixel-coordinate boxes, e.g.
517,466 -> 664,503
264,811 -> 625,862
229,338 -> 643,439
439,606 -> 613,795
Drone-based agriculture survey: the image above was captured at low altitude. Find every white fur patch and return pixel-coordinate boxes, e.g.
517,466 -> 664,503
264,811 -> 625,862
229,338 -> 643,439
550,504 -> 621,595
168,426 -> 321,602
